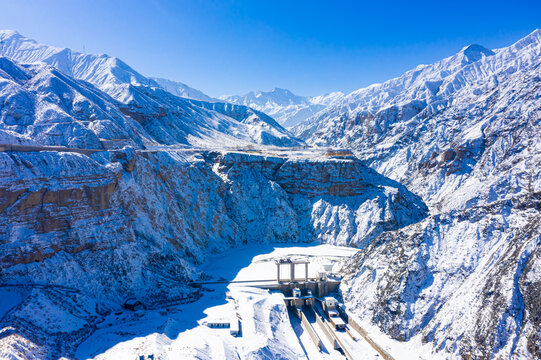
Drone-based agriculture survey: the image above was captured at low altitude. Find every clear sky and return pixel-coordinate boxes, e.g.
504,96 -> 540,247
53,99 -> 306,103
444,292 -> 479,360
0,0 -> 539,97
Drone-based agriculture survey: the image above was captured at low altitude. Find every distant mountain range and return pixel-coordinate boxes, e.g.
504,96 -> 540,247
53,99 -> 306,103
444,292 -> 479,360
0,30 -> 302,148
0,30 -> 346,132
220,88 -> 344,127
0,29 -> 428,360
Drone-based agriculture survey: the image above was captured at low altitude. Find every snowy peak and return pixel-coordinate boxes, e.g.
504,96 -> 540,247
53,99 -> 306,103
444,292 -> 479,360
0,30 -> 63,64
220,88 -> 344,128
310,91 -> 345,106
294,30 -> 541,359
294,29 -> 541,140
0,30 -> 213,105
530,28 -> 541,41
263,87 -> 305,104
0,29 -> 337,131
0,29 -> 154,103
506,28 -> 541,52
460,44 -> 495,64
0,29 -> 19,37
0,30 -> 287,115
221,87 -> 308,107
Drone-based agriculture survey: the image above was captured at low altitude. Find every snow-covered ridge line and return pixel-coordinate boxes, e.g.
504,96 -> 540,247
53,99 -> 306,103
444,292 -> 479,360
0,30 -> 340,131
0,39 -> 303,149
151,77 -> 216,102
293,28 -> 541,142
1,25 -> 540,360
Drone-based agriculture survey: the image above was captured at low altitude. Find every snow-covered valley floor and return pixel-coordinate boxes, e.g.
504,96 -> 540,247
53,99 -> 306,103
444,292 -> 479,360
73,244 -> 437,360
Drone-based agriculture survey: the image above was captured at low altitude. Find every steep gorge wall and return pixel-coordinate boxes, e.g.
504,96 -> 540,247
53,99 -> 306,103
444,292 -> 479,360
0,148 -> 427,358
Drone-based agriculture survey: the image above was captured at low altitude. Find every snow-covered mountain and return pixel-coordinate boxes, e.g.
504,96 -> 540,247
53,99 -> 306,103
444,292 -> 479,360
0,147 -> 427,359
296,29 -> 541,358
220,88 -> 344,128
0,30 -> 301,148
0,30 -> 154,103
1,25 -> 540,360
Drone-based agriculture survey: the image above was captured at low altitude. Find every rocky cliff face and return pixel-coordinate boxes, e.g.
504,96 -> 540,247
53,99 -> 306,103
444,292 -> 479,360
0,147 -> 427,359
298,30 -> 541,358
2,26 -> 538,360
341,194 -> 541,358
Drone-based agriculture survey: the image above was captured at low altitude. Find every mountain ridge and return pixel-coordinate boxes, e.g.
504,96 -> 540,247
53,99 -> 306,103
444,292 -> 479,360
150,77 -> 215,102
0,26 -> 540,359
220,88 -> 345,128
0,31 -> 303,149
300,28 -> 541,359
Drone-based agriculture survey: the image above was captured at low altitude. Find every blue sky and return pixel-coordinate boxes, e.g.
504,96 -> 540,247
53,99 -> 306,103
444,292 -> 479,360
0,0 -> 539,97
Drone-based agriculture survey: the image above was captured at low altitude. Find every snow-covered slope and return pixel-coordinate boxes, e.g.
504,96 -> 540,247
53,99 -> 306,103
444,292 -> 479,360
2,25 -> 539,360
0,57 -> 150,149
220,88 -> 344,128
151,77 -> 215,101
0,30 -> 154,104
296,29 -> 541,358
0,30 -> 301,148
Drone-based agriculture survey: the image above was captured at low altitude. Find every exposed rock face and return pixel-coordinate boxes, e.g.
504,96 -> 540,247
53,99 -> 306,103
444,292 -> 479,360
0,150 -> 427,293
341,194 -> 541,358
2,25 -> 539,360
301,30 -> 541,358
0,147 -> 427,358
207,151 -> 427,247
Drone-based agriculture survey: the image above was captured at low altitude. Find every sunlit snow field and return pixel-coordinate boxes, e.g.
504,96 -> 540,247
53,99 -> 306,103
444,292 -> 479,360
74,243 -> 440,360
75,244 -> 356,359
